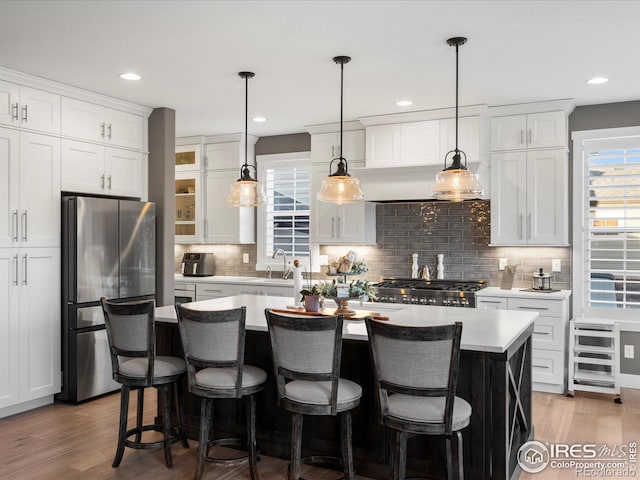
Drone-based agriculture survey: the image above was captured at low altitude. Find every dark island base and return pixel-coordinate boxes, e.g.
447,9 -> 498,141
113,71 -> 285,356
156,325 -> 533,480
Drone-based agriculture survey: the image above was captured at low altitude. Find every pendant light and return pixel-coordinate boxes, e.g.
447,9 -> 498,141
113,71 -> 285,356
227,71 -> 265,207
432,37 -> 483,202
317,56 -> 364,205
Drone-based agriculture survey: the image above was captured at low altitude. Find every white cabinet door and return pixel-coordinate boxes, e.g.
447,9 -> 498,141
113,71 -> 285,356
476,297 -> 508,310
491,115 -> 527,151
19,87 -> 61,135
0,128 -> 19,247
105,148 -> 142,197
311,131 -> 364,165
400,120 -> 440,166
365,124 -> 401,168
311,133 -> 337,164
440,116 -> 480,163
106,108 -> 144,150
176,143 -> 202,172
490,151 -> 527,245
341,130 -> 365,161
0,80 -> 19,127
527,111 -> 565,149
61,97 -> 105,143
311,164 -> 336,243
338,201 -> 376,244
0,249 -> 19,409
61,139 -> 105,195
205,142 -> 241,170
19,133 -> 60,248
527,149 -> 567,245
203,169 -> 254,244
19,248 -> 61,401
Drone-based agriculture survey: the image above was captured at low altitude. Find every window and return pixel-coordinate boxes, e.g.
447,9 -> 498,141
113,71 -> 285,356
257,152 -> 316,272
573,127 -> 640,320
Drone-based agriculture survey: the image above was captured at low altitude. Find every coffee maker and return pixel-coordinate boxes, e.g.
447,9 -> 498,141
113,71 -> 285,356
182,252 -> 215,276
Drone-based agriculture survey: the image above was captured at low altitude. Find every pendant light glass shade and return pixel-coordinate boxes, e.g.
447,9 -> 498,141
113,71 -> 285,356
227,71 -> 264,207
317,56 -> 364,204
433,37 -> 483,202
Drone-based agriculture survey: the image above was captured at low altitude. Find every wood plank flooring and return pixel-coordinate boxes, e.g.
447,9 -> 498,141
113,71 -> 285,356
0,388 -> 638,479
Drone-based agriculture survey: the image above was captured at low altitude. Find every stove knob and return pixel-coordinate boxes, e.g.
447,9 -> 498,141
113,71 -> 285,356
461,299 -> 470,307
442,299 -> 450,306
403,298 -> 410,304
419,298 -> 427,304
428,298 -> 437,305
451,299 -> 459,307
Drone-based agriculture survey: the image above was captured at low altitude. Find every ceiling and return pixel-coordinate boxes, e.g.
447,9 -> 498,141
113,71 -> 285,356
1,0 -> 639,138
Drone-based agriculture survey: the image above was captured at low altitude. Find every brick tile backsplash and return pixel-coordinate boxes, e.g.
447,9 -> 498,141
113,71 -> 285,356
176,199 -> 571,290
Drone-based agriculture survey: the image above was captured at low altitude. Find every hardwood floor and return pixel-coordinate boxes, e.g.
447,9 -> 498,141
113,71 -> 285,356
0,388 -> 638,479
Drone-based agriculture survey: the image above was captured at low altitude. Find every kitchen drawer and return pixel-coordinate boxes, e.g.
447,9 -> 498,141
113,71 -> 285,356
532,349 -> 564,386
196,283 -> 236,301
476,297 -> 507,310
532,316 -> 565,351
236,285 -> 292,297
507,297 -> 565,317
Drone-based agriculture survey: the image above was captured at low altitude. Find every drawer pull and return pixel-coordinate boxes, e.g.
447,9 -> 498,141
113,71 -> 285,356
517,306 -> 549,310
533,364 -> 550,369
481,300 -> 503,304
534,331 -> 551,336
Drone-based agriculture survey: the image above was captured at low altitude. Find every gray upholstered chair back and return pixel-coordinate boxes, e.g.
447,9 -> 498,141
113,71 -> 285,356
365,319 -> 463,431
100,297 -> 155,381
264,309 -> 344,409
175,305 -> 247,397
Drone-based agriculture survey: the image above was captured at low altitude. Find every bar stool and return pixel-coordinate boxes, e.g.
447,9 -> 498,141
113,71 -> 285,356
264,308 -> 362,480
176,304 -> 267,480
100,297 -> 189,468
365,319 -> 470,480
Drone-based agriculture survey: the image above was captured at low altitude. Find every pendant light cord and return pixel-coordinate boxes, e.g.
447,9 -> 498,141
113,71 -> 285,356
244,73 -> 248,169
339,59 -> 344,160
455,41 -> 459,153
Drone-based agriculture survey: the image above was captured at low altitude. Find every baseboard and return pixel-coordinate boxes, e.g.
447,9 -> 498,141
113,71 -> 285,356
0,396 -> 54,419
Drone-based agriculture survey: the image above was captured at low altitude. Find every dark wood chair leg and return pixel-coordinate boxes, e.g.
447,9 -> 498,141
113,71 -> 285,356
161,384 -> 173,468
246,394 -> 260,480
341,411 -> 355,480
196,398 -> 213,480
135,387 -> 144,443
389,428 -> 397,480
445,434 -> 454,480
175,381 -> 189,448
396,430 -> 408,480
113,385 -> 130,468
290,413 -> 303,480
456,430 -> 464,480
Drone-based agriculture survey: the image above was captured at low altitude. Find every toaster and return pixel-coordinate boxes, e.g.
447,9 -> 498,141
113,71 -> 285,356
182,252 -> 215,277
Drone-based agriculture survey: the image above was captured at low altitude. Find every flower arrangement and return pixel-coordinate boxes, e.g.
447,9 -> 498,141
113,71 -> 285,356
311,279 -> 377,302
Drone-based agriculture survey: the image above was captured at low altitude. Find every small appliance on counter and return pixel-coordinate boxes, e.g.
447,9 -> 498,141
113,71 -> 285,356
520,268 -> 560,293
182,252 -> 215,276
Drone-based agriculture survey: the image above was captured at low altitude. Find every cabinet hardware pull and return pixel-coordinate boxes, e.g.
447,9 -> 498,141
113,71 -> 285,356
527,129 -> 532,145
21,211 -> 27,242
331,217 -> 335,238
204,219 -> 208,237
11,103 -> 19,121
22,253 -> 27,285
100,175 -> 105,189
100,123 -> 105,138
107,124 -> 112,139
520,130 -> 524,145
336,216 -> 341,238
534,331 -> 551,335
518,306 -> 550,310
107,175 -> 112,190
481,300 -> 502,304
331,145 -> 335,157
12,210 -> 18,242
527,213 -> 532,239
21,105 -> 28,123
13,254 -> 18,286
533,364 -> 550,369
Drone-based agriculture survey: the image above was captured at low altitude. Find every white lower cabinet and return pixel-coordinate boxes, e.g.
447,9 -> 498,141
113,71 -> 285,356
196,283 -> 238,301
61,139 -> 142,198
476,289 -> 570,394
194,282 -> 292,302
0,247 -> 60,414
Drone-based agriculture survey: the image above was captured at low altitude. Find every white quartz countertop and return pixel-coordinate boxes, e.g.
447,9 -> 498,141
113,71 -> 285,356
476,287 -> 572,300
175,274 -> 294,287
156,294 -> 536,354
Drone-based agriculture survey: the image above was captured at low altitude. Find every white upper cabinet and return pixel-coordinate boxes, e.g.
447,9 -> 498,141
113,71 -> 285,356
491,111 -> 565,151
310,130 -> 365,165
365,116 -> 481,168
0,128 -> 61,248
61,97 -> 145,150
175,143 -> 202,172
61,139 -> 142,198
0,81 -> 60,135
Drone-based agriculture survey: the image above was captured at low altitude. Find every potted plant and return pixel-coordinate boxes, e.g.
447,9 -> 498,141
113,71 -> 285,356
299,285 -> 322,312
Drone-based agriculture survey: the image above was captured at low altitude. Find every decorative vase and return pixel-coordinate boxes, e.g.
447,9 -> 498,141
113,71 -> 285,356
304,295 -> 321,312
333,298 -> 356,317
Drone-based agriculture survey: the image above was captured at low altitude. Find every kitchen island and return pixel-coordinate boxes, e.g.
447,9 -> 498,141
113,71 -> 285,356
155,295 -> 536,480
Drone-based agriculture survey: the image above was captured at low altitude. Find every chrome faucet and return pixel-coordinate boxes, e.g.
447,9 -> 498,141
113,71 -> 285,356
266,265 -> 272,279
272,249 -> 291,279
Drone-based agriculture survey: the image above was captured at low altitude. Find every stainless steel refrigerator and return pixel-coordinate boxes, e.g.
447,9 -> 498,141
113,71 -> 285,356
58,196 -> 156,402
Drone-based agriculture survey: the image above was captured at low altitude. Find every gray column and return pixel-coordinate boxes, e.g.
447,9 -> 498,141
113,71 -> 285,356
148,108 -> 175,306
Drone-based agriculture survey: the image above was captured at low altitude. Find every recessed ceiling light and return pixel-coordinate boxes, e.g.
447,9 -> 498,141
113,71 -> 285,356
252,116 -> 267,122
587,76 -> 608,85
396,100 -> 413,106
120,72 -> 141,81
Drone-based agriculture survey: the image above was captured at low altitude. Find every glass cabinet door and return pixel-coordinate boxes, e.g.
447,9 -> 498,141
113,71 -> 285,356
175,171 -> 201,242
175,144 -> 201,172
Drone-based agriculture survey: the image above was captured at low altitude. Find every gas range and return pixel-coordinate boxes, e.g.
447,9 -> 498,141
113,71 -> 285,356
372,278 -> 487,308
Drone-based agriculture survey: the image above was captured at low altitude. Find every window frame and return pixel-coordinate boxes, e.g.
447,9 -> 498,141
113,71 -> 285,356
572,126 -> 640,321
255,152 -> 319,273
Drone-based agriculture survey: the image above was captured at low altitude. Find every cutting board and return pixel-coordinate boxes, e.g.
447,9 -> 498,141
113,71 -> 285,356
273,307 -> 389,321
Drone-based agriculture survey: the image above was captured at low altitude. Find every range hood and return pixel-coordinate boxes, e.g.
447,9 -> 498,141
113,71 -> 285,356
354,161 -> 490,202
